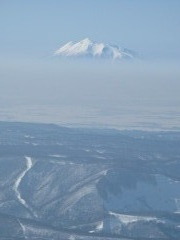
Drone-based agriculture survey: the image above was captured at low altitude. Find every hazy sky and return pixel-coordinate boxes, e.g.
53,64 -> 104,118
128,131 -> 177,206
1,0 -> 180,59
0,1 -> 180,129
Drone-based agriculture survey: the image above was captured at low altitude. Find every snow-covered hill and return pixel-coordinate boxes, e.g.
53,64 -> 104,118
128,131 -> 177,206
54,38 -> 136,60
0,122 -> 180,240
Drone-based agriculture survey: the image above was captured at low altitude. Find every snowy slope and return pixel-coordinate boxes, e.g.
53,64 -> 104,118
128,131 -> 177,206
54,38 -> 136,60
0,123 -> 180,240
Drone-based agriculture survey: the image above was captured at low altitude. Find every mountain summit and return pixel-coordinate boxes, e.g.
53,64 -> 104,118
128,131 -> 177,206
54,38 -> 136,60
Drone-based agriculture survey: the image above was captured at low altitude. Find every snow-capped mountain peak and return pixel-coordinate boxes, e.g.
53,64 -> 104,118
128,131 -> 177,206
54,38 -> 136,60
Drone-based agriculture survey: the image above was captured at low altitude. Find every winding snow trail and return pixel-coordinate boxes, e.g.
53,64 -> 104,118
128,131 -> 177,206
14,157 -> 37,218
18,219 -> 27,239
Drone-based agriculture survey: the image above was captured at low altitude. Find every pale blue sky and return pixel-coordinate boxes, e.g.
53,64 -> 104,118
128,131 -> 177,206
0,0 -> 180,59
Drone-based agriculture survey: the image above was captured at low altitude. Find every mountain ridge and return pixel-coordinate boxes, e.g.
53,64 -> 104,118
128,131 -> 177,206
54,38 -> 136,60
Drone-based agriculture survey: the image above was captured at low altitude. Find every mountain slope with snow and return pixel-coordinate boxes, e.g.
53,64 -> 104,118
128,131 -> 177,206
0,122 -> 180,239
54,38 -> 136,60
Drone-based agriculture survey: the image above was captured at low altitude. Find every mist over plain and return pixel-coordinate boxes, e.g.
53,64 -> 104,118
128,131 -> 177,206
0,57 -> 180,129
